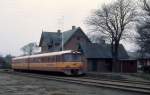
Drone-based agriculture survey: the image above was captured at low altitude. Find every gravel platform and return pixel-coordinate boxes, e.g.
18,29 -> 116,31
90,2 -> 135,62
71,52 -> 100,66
0,72 -> 147,95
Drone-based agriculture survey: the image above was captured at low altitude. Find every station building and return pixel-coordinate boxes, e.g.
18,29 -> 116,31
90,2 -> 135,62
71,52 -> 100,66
39,26 -> 137,73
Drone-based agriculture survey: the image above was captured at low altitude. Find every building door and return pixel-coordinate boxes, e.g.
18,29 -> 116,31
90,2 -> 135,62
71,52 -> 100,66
105,60 -> 112,72
92,60 -> 98,71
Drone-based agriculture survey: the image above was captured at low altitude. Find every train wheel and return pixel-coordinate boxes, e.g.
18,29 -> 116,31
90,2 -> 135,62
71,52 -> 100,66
64,70 -> 72,75
71,69 -> 78,75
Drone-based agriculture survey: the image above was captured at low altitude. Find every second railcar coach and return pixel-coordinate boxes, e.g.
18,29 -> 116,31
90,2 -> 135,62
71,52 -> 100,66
12,50 -> 86,75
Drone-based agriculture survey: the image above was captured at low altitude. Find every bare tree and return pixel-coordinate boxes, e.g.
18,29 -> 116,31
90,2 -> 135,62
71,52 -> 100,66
21,42 -> 39,55
87,0 -> 138,61
143,0 -> 150,15
3,54 -> 12,69
87,31 -> 107,43
136,0 -> 150,57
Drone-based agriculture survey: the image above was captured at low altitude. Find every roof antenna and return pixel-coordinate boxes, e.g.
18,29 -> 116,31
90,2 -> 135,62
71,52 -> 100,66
41,25 -> 46,32
42,28 -> 44,32
58,16 -> 64,51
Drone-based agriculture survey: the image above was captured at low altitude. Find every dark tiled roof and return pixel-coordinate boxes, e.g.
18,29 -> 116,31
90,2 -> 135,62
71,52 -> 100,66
62,27 -> 80,46
118,44 -> 130,59
41,32 -> 61,46
39,27 -> 81,47
128,52 -> 150,59
127,52 -> 138,59
79,42 -> 129,59
79,42 -> 111,59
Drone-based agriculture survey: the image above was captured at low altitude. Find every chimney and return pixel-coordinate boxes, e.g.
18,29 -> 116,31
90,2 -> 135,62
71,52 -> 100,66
72,26 -> 76,30
57,29 -> 61,33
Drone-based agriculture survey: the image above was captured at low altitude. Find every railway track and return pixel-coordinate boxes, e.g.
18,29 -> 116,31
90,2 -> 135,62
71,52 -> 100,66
82,76 -> 150,85
2,70 -> 150,94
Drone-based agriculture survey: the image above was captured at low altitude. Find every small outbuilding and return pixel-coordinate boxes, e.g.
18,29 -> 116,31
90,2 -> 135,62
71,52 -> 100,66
79,42 -> 137,73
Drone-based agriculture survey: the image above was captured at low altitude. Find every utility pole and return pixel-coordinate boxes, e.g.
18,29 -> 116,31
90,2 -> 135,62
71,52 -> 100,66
58,16 -> 64,51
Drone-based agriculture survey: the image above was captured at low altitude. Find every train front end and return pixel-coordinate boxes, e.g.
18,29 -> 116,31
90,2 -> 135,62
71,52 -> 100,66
61,52 -> 86,75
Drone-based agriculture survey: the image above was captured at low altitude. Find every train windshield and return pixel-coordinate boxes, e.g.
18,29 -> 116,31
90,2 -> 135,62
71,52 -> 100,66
63,53 -> 81,62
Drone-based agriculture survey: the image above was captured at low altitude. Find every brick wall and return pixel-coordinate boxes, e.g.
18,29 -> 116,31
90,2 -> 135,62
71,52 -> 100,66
64,30 -> 90,50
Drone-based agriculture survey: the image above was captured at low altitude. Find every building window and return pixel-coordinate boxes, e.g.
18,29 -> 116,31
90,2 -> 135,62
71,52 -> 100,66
77,37 -> 80,40
48,45 -> 52,49
55,43 -> 60,46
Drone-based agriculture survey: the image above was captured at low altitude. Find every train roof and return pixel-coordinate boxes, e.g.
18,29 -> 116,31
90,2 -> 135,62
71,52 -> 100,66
13,50 -> 80,60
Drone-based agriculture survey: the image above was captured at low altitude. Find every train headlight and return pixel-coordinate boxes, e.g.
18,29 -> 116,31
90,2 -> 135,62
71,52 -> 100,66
65,65 -> 71,68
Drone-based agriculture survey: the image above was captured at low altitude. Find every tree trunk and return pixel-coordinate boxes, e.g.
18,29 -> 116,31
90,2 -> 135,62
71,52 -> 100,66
112,41 -> 120,72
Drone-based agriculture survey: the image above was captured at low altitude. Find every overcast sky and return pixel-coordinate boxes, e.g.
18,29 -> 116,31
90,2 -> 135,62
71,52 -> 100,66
0,0 -> 136,56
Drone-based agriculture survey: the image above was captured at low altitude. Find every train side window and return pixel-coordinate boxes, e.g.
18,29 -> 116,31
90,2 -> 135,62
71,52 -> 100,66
51,56 -> 56,62
19,59 -> 22,63
17,59 -> 21,63
28,58 -> 31,63
33,58 -> 36,63
32,58 -> 34,63
30,58 -> 33,63
38,58 -> 42,63
17,59 -> 20,63
41,57 -> 48,63
56,55 -> 62,62
25,58 -> 30,63
22,59 -> 25,63
56,56 -> 59,62
44,57 -> 46,62
31,58 -> 34,63
41,57 -> 44,62
37,58 -> 41,63
17,60 -> 19,63
48,57 -> 53,62
25,59 -> 27,63
18,59 -> 21,63
45,57 -> 48,62
41,57 -> 44,63
16,60 -> 18,63
15,60 -> 17,63
18,59 -> 20,63
51,57 -> 54,62
48,57 -> 51,62
12,60 -> 15,63
33,58 -> 35,63
20,59 -> 22,63
34,58 -> 39,63
13,60 -> 17,63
